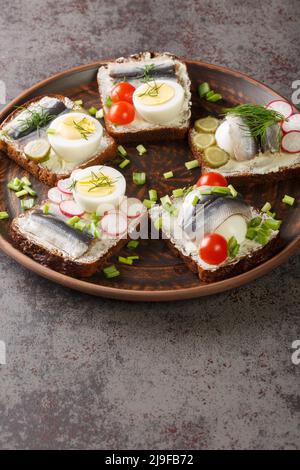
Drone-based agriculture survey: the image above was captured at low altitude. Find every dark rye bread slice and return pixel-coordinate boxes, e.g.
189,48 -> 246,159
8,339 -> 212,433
97,52 -> 191,143
0,94 -> 117,186
188,128 -> 300,185
9,206 -> 130,278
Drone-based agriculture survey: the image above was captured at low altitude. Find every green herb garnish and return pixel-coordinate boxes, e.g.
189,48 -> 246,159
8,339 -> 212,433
87,171 -> 118,192
72,118 -> 94,140
17,105 -> 54,133
141,64 -> 155,83
138,81 -> 163,98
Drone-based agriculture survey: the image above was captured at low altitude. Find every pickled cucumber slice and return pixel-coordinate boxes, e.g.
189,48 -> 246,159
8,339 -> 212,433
194,116 -> 219,133
193,133 -> 215,150
204,146 -> 229,168
24,139 -> 50,162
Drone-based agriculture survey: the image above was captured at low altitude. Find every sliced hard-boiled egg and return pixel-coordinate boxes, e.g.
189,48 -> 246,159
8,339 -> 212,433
47,112 -> 103,164
215,214 -> 247,244
132,79 -> 184,124
71,165 -> 126,214
215,120 -> 234,156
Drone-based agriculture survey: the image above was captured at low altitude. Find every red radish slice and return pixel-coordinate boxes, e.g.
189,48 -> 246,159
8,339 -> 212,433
101,211 -> 128,237
282,113 -> 300,133
281,131 -> 300,153
57,178 -> 73,195
120,197 -> 146,219
48,187 -> 72,204
48,203 -> 63,216
266,100 -> 293,119
59,200 -> 85,217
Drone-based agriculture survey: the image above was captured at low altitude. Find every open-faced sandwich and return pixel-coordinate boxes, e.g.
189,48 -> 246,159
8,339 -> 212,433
97,52 -> 191,143
0,95 -> 117,186
10,165 -> 146,277
189,100 -> 300,184
149,171 -> 281,282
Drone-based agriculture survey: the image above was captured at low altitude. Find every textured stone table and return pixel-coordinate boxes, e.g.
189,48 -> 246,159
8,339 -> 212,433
0,0 -> 299,450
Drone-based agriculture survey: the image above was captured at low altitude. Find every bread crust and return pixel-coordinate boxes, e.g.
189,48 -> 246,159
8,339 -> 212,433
0,94 -> 117,186
188,128 -> 300,185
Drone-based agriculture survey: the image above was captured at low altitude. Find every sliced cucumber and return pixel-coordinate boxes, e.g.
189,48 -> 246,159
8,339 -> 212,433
24,139 -> 50,162
193,133 -> 215,150
194,116 -> 219,133
203,146 -> 229,168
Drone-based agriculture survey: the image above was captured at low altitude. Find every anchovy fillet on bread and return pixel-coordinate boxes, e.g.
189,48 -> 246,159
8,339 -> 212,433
0,94 -> 117,186
97,52 -> 191,143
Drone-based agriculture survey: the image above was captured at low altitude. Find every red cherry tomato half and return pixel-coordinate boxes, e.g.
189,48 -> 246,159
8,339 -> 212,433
107,101 -> 135,125
111,82 -> 136,104
196,172 -> 228,187
199,233 -> 228,265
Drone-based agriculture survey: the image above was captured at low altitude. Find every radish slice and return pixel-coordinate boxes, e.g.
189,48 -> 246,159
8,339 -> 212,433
120,197 -> 146,219
282,113 -> 300,133
48,202 -> 63,216
266,100 -> 293,119
57,178 -> 73,195
59,200 -> 85,217
281,131 -> 300,153
48,187 -> 73,204
101,211 -> 128,237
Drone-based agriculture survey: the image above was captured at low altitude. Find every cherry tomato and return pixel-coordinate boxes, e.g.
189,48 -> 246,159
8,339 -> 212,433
199,233 -> 228,265
196,172 -> 228,187
111,82 -> 136,104
107,101 -> 135,125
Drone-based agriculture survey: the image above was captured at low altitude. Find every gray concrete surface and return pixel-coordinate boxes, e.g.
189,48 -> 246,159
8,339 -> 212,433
0,0 -> 299,450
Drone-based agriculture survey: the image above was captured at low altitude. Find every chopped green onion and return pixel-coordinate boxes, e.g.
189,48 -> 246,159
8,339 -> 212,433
246,227 -> 257,240
198,82 -> 210,98
95,108 -> 104,119
227,236 -> 240,258
262,218 -> 282,231
119,158 -> 130,169
105,96 -> 113,108
149,189 -> 157,202
228,184 -> 238,197
118,256 -> 133,265
163,171 -> 173,179
192,195 -> 199,206
212,186 -> 231,195
0,211 -> 9,220
43,204 -> 49,215
21,176 -> 31,186
67,215 -> 80,226
16,189 -> 28,198
255,229 -> 269,246
127,240 -> 139,250
185,159 -> 199,170
91,212 -> 101,224
103,265 -> 120,279
103,264 -> 117,274
7,182 -> 22,192
46,128 -> 56,135
74,99 -> 83,106
266,210 -> 276,218
154,216 -> 163,231
23,185 -> 37,197
143,199 -> 155,209
136,144 -> 147,155
172,188 -> 184,198
261,202 -> 272,213
117,145 -> 127,157
88,106 -> 98,116
160,195 -> 171,207
206,93 -> 222,102
282,194 -> 295,206
249,216 -> 262,228
74,221 -> 86,231
21,198 -> 35,211
198,187 -> 212,195
133,172 -> 146,185
127,255 -> 139,261
90,221 -> 101,238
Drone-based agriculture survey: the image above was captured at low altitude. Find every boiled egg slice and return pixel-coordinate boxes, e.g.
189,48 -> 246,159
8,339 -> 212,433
215,214 -> 247,244
71,165 -> 126,215
47,112 -> 103,164
132,79 -> 184,124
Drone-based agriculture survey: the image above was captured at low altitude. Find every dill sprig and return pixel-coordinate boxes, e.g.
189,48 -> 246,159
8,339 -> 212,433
87,171 -> 118,192
72,118 -> 94,140
225,104 -> 285,144
17,105 -> 54,133
141,64 -> 155,83
138,81 -> 163,98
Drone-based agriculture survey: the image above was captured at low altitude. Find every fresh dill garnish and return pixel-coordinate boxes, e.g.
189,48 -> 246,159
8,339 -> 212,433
138,81 -> 163,98
72,118 -> 94,140
17,105 -> 54,133
87,171 -> 119,192
141,64 -> 155,83
225,104 -> 285,144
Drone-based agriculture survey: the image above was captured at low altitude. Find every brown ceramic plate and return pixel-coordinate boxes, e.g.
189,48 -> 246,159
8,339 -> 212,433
0,59 -> 299,301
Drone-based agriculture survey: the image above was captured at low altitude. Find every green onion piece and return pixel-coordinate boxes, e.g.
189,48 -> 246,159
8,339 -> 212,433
198,187 -> 212,195
74,221 -> 86,231
21,198 -> 35,211
149,189 -> 157,202
282,194 -> 295,206
206,93 -> 222,102
228,184 -> 238,197
103,264 -> 118,274
67,215 -> 80,226
7,182 -> 22,192
91,212 -> 101,224
192,195 -> 199,206
160,195 -> 171,207
127,255 -> 139,261
249,216 -> 262,228
262,218 -> 282,231
185,159 -> 199,170
212,186 -> 231,195
95,109 -> 104,119
143,199 -> 155,209
163,171 -> 173,179
21,176 -> 31,186
90,221 -> 101,238
198,82 -> 210,98
118,256 -> 133,265
74,99 -> 83,106
227,236 -> 239,258
246,227 -> 257,240
46,128 -> 56,135
105,96 -> 113,108
133,172 -> 146,185
43,204 -> 49,215
127,240 -> 139,250
103,265 -> 120,279
205,90 -> 215,99
0,211 -> 9,220
16,189 -> 28,198
23,185 -> 37,197
266,210 -> 276,218
231,243 -> 240,257
118,145 -> 127,157
261,202 -> 272,213
119,158 -> 130,169
163,202 -> 175,214
172,188 -> 184,198
136,144 -> 147,155
88,106 -> 97,116
154,216 -> 163,231
255,229 -> 269,246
